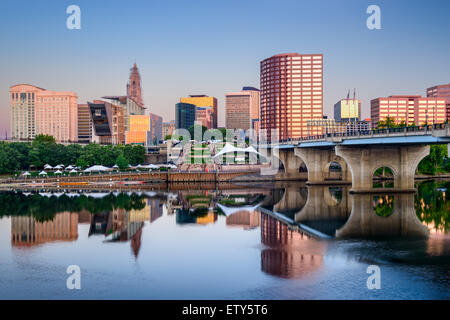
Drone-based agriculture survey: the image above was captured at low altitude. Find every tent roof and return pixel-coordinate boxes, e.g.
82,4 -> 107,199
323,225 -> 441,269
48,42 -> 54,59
84,165 -> 112,172
213,143 -> 262,158
216,202 -> 262,217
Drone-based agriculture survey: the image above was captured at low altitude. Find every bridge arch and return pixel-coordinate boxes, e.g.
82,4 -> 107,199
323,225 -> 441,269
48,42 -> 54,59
294,148 -> 351,184
372,166 -> 395,189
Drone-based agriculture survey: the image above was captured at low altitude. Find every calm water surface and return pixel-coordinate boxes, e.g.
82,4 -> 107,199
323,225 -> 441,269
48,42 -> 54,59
0,180 -> 448,299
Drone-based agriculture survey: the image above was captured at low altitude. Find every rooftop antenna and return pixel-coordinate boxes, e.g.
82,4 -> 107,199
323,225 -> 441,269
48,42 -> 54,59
353,88 -> 356,100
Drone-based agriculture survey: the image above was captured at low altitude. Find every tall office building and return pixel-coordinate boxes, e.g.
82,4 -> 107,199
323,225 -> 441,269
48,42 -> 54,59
370,95 -> 446,126
260,53 -> 323,140
10,84 -> 78,142
225,87 -> 260,130
175,103 -> 196,130
180,95 -> 218,129
427,83 -> 450,121
77,104 -> 92,143
127,63 -> 144,107
334,98 -> 361,121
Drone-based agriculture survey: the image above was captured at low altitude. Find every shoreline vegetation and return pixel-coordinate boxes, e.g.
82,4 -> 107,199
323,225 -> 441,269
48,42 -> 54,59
0,132 -> 449,180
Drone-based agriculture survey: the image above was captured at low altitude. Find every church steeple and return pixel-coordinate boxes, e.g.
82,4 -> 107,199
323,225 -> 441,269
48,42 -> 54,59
127,63 -> 144,107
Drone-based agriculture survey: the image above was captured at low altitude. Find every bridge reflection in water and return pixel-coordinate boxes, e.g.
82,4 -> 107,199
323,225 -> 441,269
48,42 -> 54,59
257,184 -> 435,278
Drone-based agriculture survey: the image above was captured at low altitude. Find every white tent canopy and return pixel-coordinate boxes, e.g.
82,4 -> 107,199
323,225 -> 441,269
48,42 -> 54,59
84,165 -> 112,172
22,171 -> 31,176
44,164 -> 52,169
54,170 -> 63,174
141,164 -> 160,169
216,202 -> 263,217
54,165 -> 64,170
212,143 -> 262,158
158,164 -> 177,169
70,169 -> 78,173
38,170 -> 47,175
65,165 -> 74,170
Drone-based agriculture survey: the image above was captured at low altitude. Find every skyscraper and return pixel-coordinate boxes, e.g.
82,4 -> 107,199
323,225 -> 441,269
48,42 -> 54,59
225,87 -> 260,130
10,84 -> 78,142
260,53 -> 323,141
127,63 -> 144,107
175,103 -> 196,130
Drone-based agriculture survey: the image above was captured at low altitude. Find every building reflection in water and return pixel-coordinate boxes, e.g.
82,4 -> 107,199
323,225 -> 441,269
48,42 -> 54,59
260,214 -> 326,279
226,210 -> 260,230
11,212 -> 78,246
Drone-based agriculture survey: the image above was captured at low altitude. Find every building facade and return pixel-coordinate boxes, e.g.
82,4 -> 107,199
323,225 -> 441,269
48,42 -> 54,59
225,87 -> 260,131
77,104 -> 92,143
103,95 -> 145,132
175,103 -> 196,130
334,98 -> 361,121
180,95 -> 218,129
370,95 -> 446,126
10,84 -> 78,142
427,83 -> 450,121
148,113 -> 162,145
126,114 -> 162,145
195,107 -> 213,129
88,100 -> 125,145
162,120 -> 176,139
260,53 -> 323,141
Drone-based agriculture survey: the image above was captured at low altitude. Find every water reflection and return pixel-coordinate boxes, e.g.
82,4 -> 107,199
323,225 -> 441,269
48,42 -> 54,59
261,214 -> 326,278
0,180 -> 448,298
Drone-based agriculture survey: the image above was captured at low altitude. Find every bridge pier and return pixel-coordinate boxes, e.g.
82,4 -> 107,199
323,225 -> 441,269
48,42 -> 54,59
265,148 -> 307,180
294,148 -> 351,185
336,193 -> 429,239
336,145 -> 430,193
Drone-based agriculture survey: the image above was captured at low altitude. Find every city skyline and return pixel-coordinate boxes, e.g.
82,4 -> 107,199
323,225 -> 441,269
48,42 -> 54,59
1,0 -> 449,138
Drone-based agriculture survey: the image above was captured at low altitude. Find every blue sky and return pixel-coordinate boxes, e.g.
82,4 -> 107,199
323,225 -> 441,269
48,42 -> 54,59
0,0 -> 449,137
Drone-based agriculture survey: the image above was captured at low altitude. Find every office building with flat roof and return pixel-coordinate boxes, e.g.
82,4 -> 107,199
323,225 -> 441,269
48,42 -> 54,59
180,95 -> 217,128
370,95 -> 446,126
175,102 -> 196,130
225,87 -> 260,131
260,53 -> 323,140
10,84 -> 78,142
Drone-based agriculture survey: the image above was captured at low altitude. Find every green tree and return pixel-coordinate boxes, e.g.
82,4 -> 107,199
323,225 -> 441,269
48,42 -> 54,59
418,145 -> 448,175
33,134 -> 56,144
115,154 -> 129,170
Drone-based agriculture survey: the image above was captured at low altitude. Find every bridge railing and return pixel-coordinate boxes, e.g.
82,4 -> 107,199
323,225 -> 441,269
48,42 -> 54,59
276,123 -> 449,144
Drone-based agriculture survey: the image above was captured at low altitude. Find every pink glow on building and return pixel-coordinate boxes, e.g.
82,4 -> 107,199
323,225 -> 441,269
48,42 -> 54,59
10,84 -> 78,142
370,95 -> 446,126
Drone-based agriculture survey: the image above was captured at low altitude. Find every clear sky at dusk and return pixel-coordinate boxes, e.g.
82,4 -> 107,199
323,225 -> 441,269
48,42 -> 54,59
0,0 -> 449,137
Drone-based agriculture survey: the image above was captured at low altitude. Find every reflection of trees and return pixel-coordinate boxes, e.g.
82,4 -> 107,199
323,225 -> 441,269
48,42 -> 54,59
415,180 -> 450,233
0,192 -> 147,222
372,195 -> 394,217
